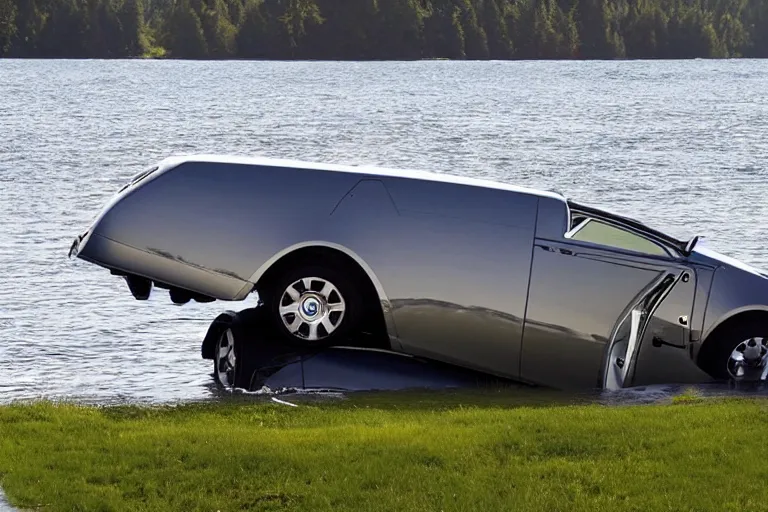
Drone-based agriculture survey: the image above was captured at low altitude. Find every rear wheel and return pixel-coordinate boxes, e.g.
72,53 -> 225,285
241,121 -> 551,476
700,322 -> 768,382
263,264 -> 362,348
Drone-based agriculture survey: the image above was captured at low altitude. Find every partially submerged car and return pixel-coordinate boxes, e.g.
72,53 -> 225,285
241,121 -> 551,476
69,154 -> 768,391
203,308 -> 513,392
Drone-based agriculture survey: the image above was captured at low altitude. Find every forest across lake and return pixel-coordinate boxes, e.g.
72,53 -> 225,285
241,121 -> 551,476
1,0 -> 767,60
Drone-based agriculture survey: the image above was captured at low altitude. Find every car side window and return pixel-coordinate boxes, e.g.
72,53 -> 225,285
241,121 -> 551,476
568,219 -> 669,257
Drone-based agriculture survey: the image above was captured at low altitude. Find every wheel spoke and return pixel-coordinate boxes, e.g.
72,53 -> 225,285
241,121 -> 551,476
328,302 -> 345,313
307,322 -> 319,341
319,281 -> 334,300
301,278 -> 313,292
285,285 -> 300,302
286,316 -> 303,333
218,331 -> 233,359
280,303 -> 300,316
321,316 -> 336,335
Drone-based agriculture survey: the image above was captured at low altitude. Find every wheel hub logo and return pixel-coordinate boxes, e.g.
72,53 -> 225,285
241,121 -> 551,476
303,300 -> 318,316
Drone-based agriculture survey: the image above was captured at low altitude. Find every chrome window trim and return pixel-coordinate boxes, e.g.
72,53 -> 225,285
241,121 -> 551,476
564,216 -> 672,258
564,218 -> 592,239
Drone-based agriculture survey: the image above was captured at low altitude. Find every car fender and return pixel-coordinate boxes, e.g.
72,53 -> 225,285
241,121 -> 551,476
244,240 -> 399,342
698,264 -> 768,353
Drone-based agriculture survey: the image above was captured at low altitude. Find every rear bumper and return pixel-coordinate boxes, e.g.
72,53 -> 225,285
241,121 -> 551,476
69,230 -> 252,301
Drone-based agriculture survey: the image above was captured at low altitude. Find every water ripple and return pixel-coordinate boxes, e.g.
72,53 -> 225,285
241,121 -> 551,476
0,59 -> 766,404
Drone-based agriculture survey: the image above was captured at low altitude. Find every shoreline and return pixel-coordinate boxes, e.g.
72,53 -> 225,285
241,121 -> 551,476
1,56 -> 765,62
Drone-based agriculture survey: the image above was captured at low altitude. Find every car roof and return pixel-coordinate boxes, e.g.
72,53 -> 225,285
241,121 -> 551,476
159,154 -> 568,203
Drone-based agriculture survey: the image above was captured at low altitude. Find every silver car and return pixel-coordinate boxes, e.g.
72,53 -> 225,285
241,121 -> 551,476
69,155 -> 768,391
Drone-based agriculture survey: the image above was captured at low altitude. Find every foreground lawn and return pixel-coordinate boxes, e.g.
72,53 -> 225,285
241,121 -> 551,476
1,391 -> 768,511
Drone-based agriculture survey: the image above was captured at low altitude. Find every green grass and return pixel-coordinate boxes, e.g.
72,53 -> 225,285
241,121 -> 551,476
670,386 -> 705,404
1,391 -> 768,511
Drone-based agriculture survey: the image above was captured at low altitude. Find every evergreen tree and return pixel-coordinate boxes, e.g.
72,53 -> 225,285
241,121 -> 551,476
3,0 -> 768,59
482,0 -> 512,58
303,0 -> 379,59
743,0 -> 768,56
0,0 -> 16,56
119,0 -> 147,55
424,2 -> 466,58
718,11 -> 746,56
236,0 -> 270,57
38,0 -> 90,57
165,0 -> 208,57
507,0 -> 538,58
456,0 -> 489,58
623,0 -> 666,58
577,0 -> 626,57
374,0 -> 424,59
200,0 -> 237,57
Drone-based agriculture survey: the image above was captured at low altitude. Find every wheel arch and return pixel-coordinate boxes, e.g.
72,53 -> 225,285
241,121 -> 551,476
249,241 -> 397,345
697,306 -> 768,366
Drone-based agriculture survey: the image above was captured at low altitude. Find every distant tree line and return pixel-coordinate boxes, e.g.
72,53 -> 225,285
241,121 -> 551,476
1,0 -> 767,59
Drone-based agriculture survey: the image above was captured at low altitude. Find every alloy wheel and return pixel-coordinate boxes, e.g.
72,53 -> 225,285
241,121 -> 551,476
214,328 -> 236,388
727,337 -> 768,381
278,276 -> 346,342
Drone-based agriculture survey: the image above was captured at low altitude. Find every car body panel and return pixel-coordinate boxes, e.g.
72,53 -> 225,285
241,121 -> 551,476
79,232 -> 250,300
89,160 -> 360,294
688,247 -> 768,342
71,154 -> 768,391
325,178 -> 537,378
521,238 -> 698,389
534,196 -> 571,240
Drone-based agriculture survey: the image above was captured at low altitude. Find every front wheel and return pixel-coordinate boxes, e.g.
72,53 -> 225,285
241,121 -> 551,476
263,264 -> 362,348
700,323 -> 768,382
212,314 -> 258,390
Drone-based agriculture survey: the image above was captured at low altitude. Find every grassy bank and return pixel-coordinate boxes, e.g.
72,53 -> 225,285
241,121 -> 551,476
1,392 -> 768,511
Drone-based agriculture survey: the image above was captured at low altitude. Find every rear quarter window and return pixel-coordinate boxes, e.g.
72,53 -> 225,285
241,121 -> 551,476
570,220 -> 669,257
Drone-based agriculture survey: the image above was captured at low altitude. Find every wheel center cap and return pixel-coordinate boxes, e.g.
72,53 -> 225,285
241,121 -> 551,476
300,296 -> 322,320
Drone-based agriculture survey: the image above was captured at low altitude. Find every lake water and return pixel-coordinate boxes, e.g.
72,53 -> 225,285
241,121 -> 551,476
1,59 -> 767,404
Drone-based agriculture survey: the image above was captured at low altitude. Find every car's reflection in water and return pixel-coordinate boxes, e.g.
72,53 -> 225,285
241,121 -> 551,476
202,308 -> 768,406
240,346 -> 512,394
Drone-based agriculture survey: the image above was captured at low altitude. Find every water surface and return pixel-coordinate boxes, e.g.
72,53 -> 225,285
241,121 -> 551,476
1,59 -> 767,404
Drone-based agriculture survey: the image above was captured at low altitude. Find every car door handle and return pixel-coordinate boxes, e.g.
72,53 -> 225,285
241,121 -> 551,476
536,245 -> 573,256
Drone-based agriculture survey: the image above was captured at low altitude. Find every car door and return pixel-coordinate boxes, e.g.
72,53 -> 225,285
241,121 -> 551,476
520,217 -> 697,390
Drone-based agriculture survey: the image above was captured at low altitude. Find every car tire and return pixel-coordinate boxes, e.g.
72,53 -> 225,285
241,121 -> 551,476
699,322 -> 768,381
264,263 -> 362,348
212,312 -> 259,390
